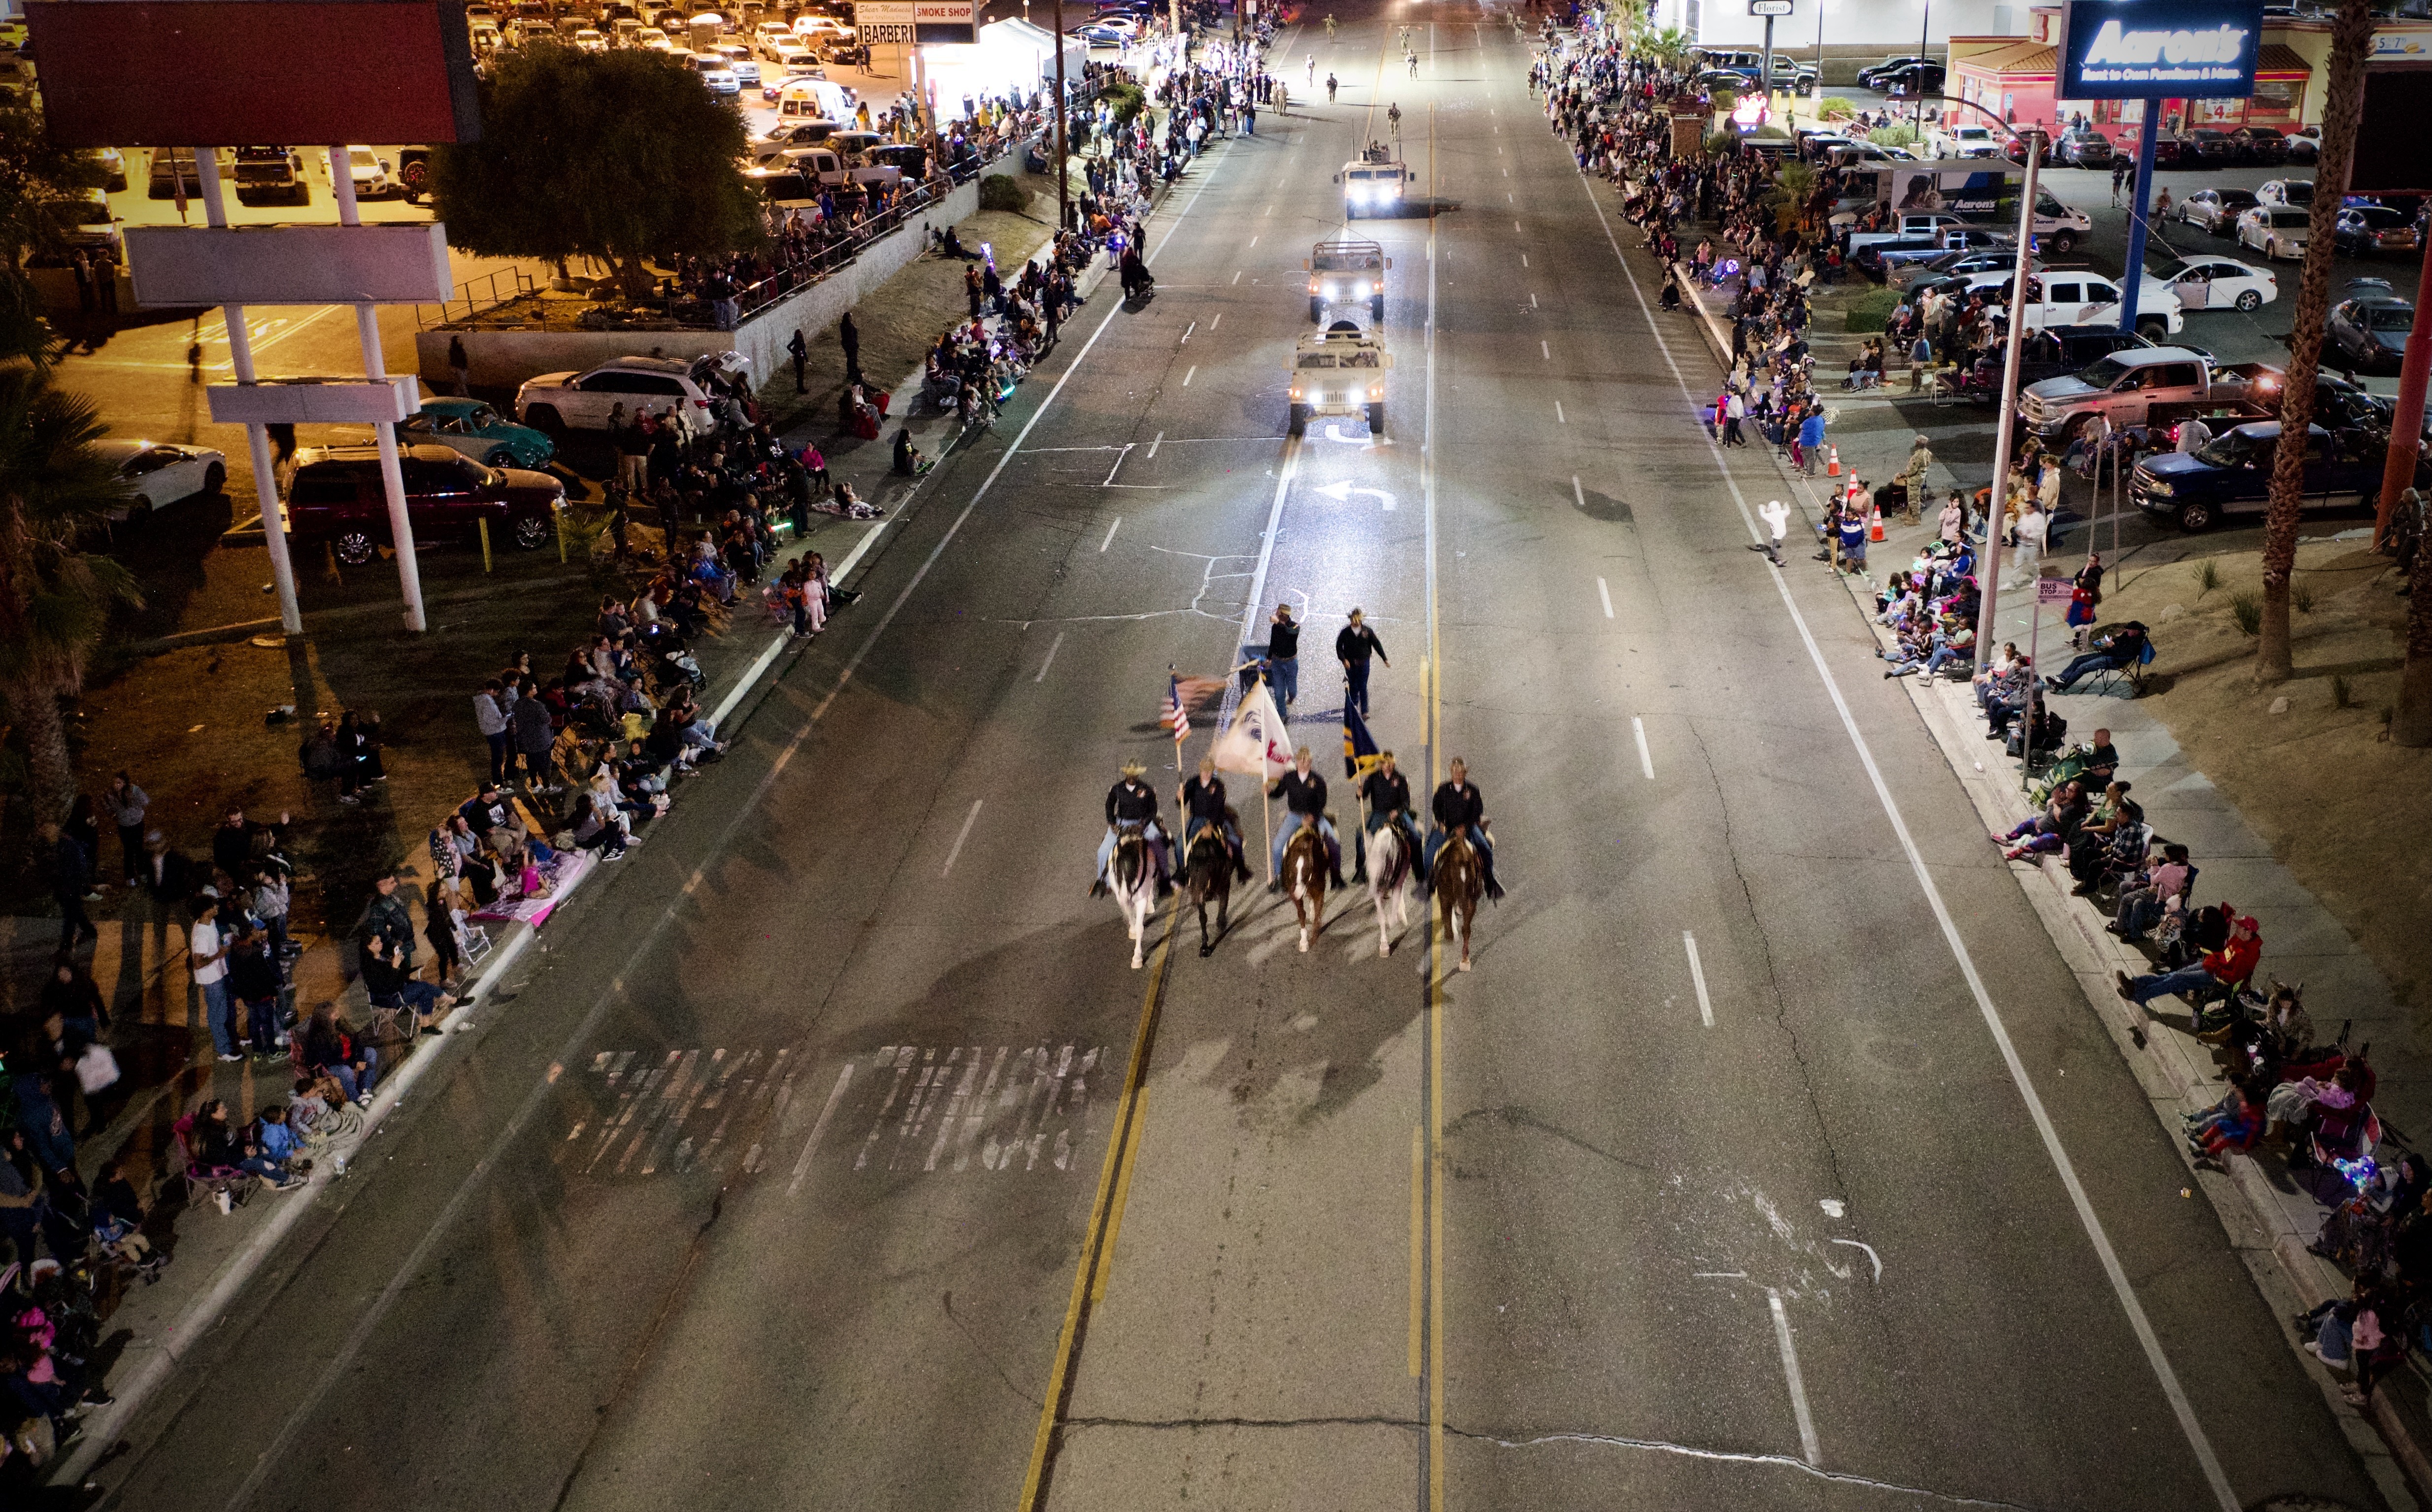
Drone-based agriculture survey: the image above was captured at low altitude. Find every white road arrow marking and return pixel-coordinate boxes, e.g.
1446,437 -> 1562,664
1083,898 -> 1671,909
1313,479 -> 1397,511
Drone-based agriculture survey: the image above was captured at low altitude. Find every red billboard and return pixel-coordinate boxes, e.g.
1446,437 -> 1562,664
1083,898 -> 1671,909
27,0 -> 480,148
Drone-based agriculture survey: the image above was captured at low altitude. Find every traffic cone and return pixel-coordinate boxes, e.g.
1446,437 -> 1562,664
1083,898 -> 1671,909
1870,503 -> 1886,543
1826,444 -> 1841,477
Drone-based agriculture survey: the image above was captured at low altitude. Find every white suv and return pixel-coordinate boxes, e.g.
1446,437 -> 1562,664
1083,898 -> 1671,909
515,355 -> 741,434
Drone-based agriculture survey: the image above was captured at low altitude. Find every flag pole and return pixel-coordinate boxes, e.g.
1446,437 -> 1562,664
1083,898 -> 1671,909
1259,674 -> 1274,882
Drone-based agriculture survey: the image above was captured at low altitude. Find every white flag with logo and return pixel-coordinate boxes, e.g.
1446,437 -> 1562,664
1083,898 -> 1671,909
1210,680 -> 1294,780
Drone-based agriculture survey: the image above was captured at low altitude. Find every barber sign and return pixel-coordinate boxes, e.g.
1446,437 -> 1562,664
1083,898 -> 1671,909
2056,0 -> 2265,100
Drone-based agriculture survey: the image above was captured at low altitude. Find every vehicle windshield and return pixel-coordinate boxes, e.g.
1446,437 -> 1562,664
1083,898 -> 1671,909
2355,207 -> 2405,227
1337,349 -> 1380,368
1314,252 -> 1375,270
1298,353 -> 1336,369
2278,183 -> 2314,205
2075,356 -> 2133,389
2370,304 -> 2417,331
2149,257 -> 2193,280
2194,432 -> 2259,468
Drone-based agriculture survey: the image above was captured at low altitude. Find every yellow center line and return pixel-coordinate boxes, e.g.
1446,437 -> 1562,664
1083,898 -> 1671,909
1423,95 -> 1448,1512
1016,889 -> 1182,1512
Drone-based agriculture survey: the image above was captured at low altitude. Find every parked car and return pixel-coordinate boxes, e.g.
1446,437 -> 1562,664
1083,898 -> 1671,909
284,444 -> 566,565
1856,54 -> 1933,89
1887,246 -> 2029,295
1932,123 -> 2002,158
2231,126 -> 2291,164
2236,205 -> 2310,261
2177,186 -> 2259,235
2333,203 -> 2420,256
2325,283 -> 2414,375
398,397 -> 557,469
1873,61 -> 1944,96
344,145 -> 403,198
2186,128 -> 2237,165
2131,421 -> 2414,532
2256,178 -> 2314,209
515,354 -> 733,433
2055,129 -> 2113,168
92,439 -> 226,513
2148,131 -> 2202,168
2286,128 -> 2321,164
2149,253 -> 2277,312
2003,132 -> 2053,166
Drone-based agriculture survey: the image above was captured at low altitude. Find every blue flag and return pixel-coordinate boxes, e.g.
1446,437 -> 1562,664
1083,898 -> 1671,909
1343,701 -> 1380,780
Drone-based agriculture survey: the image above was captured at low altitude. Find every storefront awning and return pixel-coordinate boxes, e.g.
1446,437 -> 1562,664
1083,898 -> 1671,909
2255,43 -> 2310,80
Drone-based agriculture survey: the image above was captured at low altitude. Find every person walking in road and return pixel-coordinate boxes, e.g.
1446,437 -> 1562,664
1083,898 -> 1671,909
1336,608 -> 1389,716
2110,159 -> 2128,208
1748,498 -> 1791,565
1723,389 -> 1747,447
1267,603 -> 1302,711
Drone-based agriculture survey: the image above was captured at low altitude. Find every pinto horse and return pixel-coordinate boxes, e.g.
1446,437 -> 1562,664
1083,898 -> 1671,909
1431,830 -> 1482,972
1109,823 -> 1158,969
1365,823 -> 1416,957
1282,822 -> 1329,953
1183,822 -> 1235,957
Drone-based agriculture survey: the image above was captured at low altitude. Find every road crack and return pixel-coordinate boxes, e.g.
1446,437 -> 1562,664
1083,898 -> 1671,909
1447,1427 -> 2053,1511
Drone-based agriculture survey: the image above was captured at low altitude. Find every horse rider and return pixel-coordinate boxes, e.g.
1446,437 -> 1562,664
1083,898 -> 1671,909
1180,756 -> 1252,883
1092,759 -> 1172,897
1267,746 -> 1345,891
1425,756 -> 1505,900
1360,749 -> 1421,864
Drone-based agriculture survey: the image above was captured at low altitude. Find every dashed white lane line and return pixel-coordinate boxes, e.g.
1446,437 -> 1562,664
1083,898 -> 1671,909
1596,574 -> 1613,618
1146,431 -> 1162,459
1514,219 -> 1522,233
1183,364 -> 1197,386
1209,312 -> 1221,329
1100,516 -> 1122,552
1540,340 -> 1550,360
1233,269 -> 1243,284
1033,629 -> 1066,682
1180,321 -> 1195,344
1573,475 -> 1586,511
1683,930 -> 1713,1027
1530,292 -> 1538,308
1768,1289 -> 1823,1467
1632,717 -> 1654,779
1555,400 -> 1565,423
1249,235 -> 1259,248
1521,253 -> 1528,266
941,798 -> 983,876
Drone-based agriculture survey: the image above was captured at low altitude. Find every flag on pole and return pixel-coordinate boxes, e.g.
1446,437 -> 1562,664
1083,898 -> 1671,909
1211,677 -> 1294,779
1162,670 -> 1191,741
1342,701 -> 1381,780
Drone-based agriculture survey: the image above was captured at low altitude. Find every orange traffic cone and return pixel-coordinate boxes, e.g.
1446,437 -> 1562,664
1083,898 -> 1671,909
1870,503 -> 1886,543
1826,444 -> 1841,477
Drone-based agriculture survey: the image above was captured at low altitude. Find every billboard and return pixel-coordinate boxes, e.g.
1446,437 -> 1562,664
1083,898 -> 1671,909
2055,0 -> 2264,100
1875,165 -> 2023,223
26,0 -> 480,148
125,224 -> 453,307
2353,68 -> 2432,194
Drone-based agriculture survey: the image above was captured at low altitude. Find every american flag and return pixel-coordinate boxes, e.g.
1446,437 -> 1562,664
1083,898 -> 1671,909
1163,671 -> 1190,740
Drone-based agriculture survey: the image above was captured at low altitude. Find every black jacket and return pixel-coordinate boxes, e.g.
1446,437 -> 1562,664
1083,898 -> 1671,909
1432,780 -> 1484,831
1180,775 -> 1229,824
1268,618 -> 1300,660
1361,769 -> 1411,815
1269,769 -> 1328,817
1106,779 -> 1160,825
1335,624 -> 1387,664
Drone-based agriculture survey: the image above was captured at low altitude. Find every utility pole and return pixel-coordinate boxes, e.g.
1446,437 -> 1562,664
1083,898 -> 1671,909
1914,0 -> 1930,133
1054,0 -> 1069,229
1976,127 -> 2045,664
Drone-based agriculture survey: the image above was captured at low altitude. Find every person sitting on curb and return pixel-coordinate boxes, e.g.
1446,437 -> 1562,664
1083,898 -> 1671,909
2117,906 -> 2260,1012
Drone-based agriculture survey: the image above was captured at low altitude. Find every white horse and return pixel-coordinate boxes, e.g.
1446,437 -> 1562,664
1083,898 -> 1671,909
1109,824 -> 1159,969
1365,823 -> 1416,957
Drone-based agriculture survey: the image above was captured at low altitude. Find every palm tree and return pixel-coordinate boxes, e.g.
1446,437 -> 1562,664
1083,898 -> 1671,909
2256,0 -> 2373,683
1771,159 -> 1818,235
0,363 -> 137,822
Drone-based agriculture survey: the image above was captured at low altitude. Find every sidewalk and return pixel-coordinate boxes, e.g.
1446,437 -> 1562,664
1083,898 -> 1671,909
28,135 -> 1175,1489
1665,247 -> 2432,1507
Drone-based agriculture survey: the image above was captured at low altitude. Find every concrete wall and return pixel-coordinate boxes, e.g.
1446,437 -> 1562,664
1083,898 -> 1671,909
414,161 -> 993,395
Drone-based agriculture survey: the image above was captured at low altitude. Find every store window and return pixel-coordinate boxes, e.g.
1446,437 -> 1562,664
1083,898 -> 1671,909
2249,79 -> 2301,121
2194,96 -> 2245,126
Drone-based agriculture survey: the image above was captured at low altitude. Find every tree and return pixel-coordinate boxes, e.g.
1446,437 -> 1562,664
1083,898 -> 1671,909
2256,0 -> 2373,684
1770,160 -> 1818,235
0,98 -> 113,365
0,364 -> 137,823
431,47 -> 766,302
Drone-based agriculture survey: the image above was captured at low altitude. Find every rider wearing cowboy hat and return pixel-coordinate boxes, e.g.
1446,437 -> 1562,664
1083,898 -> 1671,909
1426,757 -> 1504,901
1360,750 -> 1421,861
1179,757 -> 1253,884
1092,760 -> 1172,897
1267,747 -> 1344,892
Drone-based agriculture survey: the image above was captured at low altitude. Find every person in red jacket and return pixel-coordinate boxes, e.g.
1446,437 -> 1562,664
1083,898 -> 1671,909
2117,907 -> 2260,1009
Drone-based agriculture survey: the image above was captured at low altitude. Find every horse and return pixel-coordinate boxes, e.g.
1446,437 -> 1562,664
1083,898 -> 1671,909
1281,823 -> 1329,953
1431,830 -> 1482,972
1365,822 -> 1416,957
1182,822 -> 1235,957
1109,822 -> 1158,969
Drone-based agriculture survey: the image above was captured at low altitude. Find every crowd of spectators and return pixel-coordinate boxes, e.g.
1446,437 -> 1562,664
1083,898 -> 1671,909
1544,1 -> 2404,1416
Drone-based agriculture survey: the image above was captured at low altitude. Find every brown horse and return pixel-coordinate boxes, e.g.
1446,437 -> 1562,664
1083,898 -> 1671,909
1282,822 -> 1329,953
1431,830 -> 1481,972
1183,821 -> 1235,957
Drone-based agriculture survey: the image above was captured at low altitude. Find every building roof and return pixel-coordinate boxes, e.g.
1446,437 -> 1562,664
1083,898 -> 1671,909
2255,43 -> 2311,77
1952,39 -> 2058,79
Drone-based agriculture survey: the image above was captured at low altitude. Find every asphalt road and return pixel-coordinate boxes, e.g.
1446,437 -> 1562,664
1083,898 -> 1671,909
88,9 -> 2387,1512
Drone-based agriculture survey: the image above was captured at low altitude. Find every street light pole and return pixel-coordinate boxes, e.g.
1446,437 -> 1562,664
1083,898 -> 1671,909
1976,126 -> 2045,666
1914,0 -> 1930,133
1053,0 -> 1069,229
